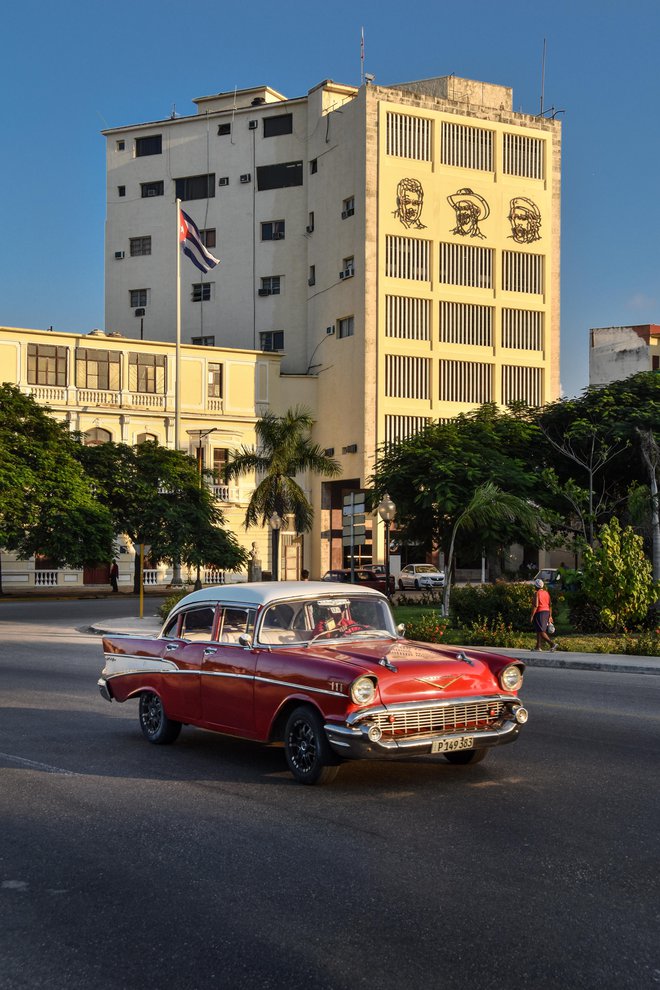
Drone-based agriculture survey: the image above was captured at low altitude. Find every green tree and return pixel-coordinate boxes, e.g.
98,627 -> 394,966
443,482 -> 540,614
79,440 -> 246,592
225,408 -> 340,561
0,385 -> 114,591
582,517 -> 658,631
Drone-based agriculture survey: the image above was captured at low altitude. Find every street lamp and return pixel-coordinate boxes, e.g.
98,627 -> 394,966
377,494 -> 396,597
270,512 -> 282,581
186,428 -> 219,590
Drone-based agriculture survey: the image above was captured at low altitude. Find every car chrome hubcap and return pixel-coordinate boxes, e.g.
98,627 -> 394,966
290,720 -> 317,773
141,695 -> 162,735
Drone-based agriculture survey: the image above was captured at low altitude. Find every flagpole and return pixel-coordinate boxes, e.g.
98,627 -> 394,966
175,197 -> 181,452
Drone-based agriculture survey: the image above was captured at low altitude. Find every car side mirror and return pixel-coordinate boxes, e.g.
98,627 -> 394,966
397,623 -> 406,636
238,634 -> 252,648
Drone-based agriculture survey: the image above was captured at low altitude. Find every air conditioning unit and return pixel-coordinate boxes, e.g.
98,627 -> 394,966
305,225 -> 314,233
307,277 -> 316,287
340,268 -> 354,279
240,173 -> 251,183
134,308 -> 146,317
248,120 -> 258,130
341,211 -> 348,219
324,447 -> 335,456
258,288 -> 270,297
342,444 -> 358,454
326,326 -> 335,335
114,251 -> 124,260
218,176 -> 229,186
147,189 -> 157,197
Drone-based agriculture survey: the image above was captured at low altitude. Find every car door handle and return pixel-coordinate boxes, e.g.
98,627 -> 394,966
203,647 -> 218,656
165,644 -> 179,651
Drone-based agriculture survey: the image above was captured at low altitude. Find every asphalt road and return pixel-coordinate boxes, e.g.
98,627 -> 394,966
1,599 -> 659,990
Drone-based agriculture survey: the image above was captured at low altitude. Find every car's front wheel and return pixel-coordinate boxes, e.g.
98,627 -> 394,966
398,578 -> 404,590
139,691 -> 182,745
414,579 -> 420,590
284,706 -> 339,785
444,748 -> 488,765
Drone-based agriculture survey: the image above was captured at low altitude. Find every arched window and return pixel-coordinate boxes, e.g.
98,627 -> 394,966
84,427 -> 112,446
136,432 -> 158,445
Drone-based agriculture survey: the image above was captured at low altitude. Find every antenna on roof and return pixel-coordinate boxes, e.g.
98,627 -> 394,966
170,104 -> 178,119
539,38 -> 546,117
360,27 -> 365,85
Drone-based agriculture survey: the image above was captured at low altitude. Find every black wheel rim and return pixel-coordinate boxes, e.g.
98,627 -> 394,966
288,718 -> 318,775
140,694 -> 163,736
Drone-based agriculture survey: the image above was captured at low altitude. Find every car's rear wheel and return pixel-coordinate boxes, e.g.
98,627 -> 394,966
444,748 -> 488,765
414,579 -> 420,590
284,706 -> 339,785
139,691 -> 182,745
398,579 -> 404,590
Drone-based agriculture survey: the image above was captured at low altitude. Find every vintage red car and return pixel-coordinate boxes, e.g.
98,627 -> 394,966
98,582 -> 528,785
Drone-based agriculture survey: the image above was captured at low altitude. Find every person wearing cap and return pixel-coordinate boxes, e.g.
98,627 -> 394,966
531,578 -> 558,651
447,188 -> 490,239
508,197 -> 542,244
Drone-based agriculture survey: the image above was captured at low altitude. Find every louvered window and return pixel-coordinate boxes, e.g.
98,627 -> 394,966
502,309 -> 544,350
439,242 -> 492,288
439,360 -> 492,403
385,415 -> 430,446
502,365 -> 542,406
386,236 -> 430,281
502,251 -> 544,294
439,302 -> 493,347
385,295 -> 431,340
441,121 -> 493,171
385,355 -> 430,399
386,112 -> 432,160
503,133 -> 545,180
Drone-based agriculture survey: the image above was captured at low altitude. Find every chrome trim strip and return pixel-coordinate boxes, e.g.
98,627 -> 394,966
346,694 -> 516,726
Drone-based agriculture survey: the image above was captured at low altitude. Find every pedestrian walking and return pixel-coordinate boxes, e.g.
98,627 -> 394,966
530,578 -> 558,651
110,560 -> 119,593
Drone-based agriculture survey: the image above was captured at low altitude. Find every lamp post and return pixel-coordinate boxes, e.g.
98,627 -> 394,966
377,494 -> 396,597
270,511 -> 282,581
186,428 -> 219,590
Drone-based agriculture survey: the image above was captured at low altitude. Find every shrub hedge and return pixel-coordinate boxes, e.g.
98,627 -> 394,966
449,582 -> 536,630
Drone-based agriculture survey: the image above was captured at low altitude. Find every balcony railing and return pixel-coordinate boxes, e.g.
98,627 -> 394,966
34,570 -> 59,586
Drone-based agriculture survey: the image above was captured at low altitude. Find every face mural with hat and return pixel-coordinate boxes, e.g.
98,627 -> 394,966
508,196 -> 542,243
447,188 -> 490,239
393,177 -> 427,229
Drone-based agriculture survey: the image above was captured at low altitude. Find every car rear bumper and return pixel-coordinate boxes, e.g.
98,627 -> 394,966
98,677 -> 113,703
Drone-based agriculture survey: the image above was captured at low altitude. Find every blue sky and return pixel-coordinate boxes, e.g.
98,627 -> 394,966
1,0 -> 658,399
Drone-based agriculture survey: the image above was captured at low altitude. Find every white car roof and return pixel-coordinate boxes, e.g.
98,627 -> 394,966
171,580 -> 387,612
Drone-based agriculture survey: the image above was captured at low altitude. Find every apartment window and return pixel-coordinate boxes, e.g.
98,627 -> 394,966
256,161 -> 303,191
217,122 -> 231,136
192,335 -> 216,346
116,140 -> 125,152
307,211 -> 315,232
308,265 -> 316,286
118,186 -> 126,197
201,228 -> 216,249
439,301 -> 493,347
341,256 -> 355,278
260,331 -> 284,351
310,159 -> 318,174
502,365 -> 543,407
130,289 -> 149,308
141,181 -> 164,198
175,173 -> 215,201
130,236 -> 151,257
386,112 -> 432,161
502,251 -> 544,295
342,196 -> 355,218
502,308 -> 544,350
503,133 -> 545,180
439,242 -> 493,289
385,355 -> 430,399
261,220 -> 285,241
441,121 -> 494,172
260,276 -> 281,295
192,283 -> 212,302
263,113 -> 293,137
386,235 -> 430,281
208,363 -> 223,398
27,343 -> 68,387
337,316 -> 354,339
135,134 -> 162,157
75,348 -> 121,391
84,427 -> 112,446
385,415 -> 431,446
439,359 -> 493,403
213,447 -> 229,479
385,295 -> 431,341
129,353 -> 166,394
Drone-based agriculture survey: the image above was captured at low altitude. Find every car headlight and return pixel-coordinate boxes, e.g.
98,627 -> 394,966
500,664 -> 523,692
350,676 -> 377,706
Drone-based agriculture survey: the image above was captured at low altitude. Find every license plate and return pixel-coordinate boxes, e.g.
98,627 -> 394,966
432,736 -> 474,754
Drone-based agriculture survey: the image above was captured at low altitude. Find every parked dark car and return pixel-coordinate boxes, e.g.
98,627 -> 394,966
322,568 -> 395,595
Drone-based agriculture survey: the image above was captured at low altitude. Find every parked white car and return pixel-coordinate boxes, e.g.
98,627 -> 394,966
397,564 -> 445,591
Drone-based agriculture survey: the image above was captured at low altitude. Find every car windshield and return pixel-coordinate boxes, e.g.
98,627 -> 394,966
258,595 -> 398,646
417,565 -> 440,573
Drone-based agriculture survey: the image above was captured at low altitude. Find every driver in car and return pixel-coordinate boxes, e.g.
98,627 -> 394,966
312,602 -> 363,637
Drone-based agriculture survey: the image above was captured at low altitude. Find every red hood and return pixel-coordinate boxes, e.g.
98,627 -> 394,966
314,639 -> 506,703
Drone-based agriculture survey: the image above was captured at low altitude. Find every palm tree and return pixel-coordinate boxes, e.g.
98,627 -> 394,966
443,482 -> 539,615
224,407 -> 341,577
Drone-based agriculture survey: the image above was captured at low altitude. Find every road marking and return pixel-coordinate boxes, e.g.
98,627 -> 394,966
0,752 -> 82,776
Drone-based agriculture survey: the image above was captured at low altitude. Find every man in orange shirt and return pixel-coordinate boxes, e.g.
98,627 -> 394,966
531,578 -> 558,651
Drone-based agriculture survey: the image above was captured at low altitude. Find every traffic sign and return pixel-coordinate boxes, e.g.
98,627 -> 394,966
343,534 -> 366,546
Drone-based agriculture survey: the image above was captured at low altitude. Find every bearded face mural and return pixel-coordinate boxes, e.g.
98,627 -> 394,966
508,197 -> 542,243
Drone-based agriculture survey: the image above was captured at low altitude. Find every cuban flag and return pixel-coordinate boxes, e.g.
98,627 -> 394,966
179,209 -> 220,274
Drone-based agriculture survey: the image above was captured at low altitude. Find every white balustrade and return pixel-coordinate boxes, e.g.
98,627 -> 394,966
34,570 -> 59,586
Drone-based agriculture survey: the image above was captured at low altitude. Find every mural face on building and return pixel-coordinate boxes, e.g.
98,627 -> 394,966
393,178 -> 426,229
508,197 -> 541,243
447,188 -> 490,239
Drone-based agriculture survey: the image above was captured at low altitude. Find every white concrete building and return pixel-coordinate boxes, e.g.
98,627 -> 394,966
589,324 -> 660,386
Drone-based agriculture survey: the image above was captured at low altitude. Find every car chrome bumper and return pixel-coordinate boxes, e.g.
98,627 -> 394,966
97,677 -> 113,703
324,714 -> 524,759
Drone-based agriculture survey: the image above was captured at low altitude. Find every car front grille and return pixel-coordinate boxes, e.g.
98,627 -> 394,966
369,700 -> 505,738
